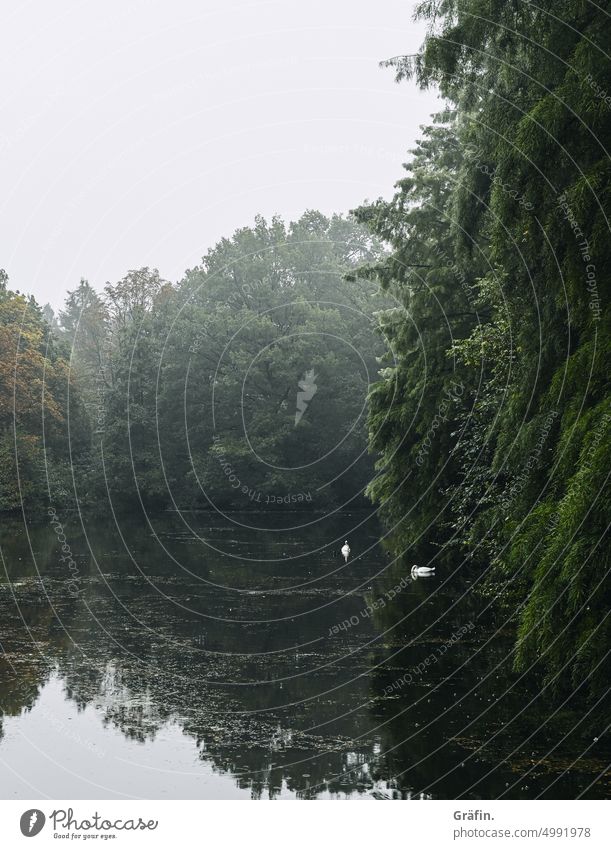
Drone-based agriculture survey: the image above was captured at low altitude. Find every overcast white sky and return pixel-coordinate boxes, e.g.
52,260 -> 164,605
1,0 -> 439,310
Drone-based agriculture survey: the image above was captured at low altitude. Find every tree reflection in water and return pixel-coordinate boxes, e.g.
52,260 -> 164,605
0,511 -> 608,799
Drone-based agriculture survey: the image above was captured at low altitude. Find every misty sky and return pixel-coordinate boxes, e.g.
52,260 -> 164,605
1,0 -> 439,310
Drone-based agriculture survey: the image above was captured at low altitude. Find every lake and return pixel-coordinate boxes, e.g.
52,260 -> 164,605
0,509 -> 608,799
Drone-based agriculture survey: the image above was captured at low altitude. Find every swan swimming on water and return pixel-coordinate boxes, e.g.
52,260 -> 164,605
341,541 -> 351,562
411,564 -> 435,576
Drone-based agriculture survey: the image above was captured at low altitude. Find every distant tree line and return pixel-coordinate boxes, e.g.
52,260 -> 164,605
0,213 -> 389,516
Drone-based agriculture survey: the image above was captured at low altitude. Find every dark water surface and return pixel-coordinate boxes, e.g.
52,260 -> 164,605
0,510 -> 608,799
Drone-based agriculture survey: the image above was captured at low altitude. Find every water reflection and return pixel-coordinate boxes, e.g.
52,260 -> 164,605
0,511 -> 608,799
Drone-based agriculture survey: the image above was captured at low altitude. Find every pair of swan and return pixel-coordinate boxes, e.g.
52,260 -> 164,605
341,540 -> 435,578
340,541 -> 434,578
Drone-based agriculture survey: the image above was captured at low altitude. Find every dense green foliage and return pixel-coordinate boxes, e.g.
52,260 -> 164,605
353,0 -> 610,699
45,213 -> 386,512
1,215 -> 387,517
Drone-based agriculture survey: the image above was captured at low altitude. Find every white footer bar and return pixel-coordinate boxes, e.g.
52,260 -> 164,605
1,800 -> 608,848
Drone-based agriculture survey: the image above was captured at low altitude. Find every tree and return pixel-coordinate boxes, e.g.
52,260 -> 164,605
0,271 -> 88,512
352,116 -> 482,558
91,216 -> 389,511
354,0 -> 611,698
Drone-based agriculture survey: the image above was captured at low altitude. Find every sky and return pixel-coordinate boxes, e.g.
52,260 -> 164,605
1,0 -> 439,310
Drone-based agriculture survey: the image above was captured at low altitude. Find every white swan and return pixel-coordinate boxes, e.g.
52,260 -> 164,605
341,541 -> 351,562
411,564 -> 435,576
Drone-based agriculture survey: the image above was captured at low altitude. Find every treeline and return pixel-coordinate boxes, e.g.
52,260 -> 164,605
351,0 -> 610,699
0,270 -> 90,510
1,212 -> 388,515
